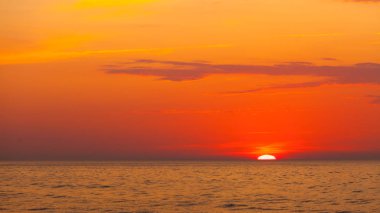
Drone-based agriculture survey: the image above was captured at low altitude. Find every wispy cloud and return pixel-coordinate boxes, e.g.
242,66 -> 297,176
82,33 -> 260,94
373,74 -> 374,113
368,95 -> 380,104
73,0 -> 156,9
286,33 -> 342,38
105,60 -> 380,89
1,48 -> 172,65
321,57 -> 338,61
2,44 -> 230,65
224,81 -> 326,94
346,0 -> 380,2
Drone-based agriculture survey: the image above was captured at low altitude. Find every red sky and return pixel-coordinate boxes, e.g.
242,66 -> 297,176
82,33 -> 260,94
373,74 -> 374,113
1,0 -> 380,160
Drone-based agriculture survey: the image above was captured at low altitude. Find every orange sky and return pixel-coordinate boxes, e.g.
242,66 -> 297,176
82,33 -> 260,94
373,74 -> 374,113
1,0 -> 380,160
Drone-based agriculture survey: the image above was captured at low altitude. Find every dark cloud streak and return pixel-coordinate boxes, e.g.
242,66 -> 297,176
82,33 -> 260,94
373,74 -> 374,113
224,81 -> 326,94
368,95 -> 380,104
347,0 -> 380,2
105,60 -> 380,88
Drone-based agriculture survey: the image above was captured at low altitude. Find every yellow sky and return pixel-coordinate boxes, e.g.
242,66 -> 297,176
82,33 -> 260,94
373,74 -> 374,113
1,0 -> 379,64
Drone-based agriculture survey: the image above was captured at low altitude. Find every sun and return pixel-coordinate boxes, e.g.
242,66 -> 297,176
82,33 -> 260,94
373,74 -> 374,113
257,154 -> 277,160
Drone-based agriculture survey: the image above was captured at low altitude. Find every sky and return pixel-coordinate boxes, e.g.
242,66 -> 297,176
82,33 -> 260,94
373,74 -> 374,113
1,0 -> 380,160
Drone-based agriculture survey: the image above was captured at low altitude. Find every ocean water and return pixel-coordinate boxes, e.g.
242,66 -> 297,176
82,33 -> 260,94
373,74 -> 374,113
0,161 -> 379,212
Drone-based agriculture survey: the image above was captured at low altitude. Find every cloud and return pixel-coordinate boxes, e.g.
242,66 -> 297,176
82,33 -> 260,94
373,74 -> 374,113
105,60 -> 380,88
286,33 -> 342,38
2,44 -> 229,65
347,0 -> 380,2
368,95 -> 380,104
224,81 -> 326,94
1,48 -> 173,65
321,57 -> 338,61
73,0 -> 156,9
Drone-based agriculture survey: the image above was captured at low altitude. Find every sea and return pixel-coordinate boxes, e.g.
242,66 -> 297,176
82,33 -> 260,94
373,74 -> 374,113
0,161 -> 379,212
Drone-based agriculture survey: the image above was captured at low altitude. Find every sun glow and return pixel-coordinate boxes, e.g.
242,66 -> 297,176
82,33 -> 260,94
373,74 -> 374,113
257,155 -> 277,161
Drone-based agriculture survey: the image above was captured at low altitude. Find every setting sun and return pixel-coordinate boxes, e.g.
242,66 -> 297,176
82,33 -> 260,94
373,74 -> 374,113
258,155 -> 277,161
